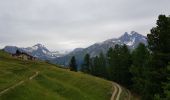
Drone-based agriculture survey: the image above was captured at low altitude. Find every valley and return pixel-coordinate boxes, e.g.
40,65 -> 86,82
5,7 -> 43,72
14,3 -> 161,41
0,0 -> 169,99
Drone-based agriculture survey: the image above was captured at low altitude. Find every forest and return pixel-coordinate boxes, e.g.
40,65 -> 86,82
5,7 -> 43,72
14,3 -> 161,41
69,15 -> 170,100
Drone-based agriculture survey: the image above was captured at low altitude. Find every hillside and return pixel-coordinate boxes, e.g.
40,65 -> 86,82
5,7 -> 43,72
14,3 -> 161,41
0,50 -> 113,100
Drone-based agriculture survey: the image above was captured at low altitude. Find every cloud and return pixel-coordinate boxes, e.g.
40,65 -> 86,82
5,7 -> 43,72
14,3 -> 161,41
0,0 -> 170,51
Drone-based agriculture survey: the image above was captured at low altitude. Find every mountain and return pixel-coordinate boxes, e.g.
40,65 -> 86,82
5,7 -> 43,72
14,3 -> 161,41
53,31 -> 147,67
3,31 -> 147,66
3,44 -> 67,60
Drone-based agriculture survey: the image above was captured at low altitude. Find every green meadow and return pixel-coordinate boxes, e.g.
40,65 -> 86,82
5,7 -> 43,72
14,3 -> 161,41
0,50 -> 112,100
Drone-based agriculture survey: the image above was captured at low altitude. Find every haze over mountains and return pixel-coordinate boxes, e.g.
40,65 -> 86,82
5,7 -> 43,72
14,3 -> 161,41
3,31 -> 147,67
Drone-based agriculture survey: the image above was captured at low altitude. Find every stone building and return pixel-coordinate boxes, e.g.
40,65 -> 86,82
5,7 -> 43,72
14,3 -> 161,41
12,50 -> 37,60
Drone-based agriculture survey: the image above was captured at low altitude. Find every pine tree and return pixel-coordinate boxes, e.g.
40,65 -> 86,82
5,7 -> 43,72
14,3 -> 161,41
91,56 -> 99,76
107,44 -> 131,86
147,15 -> 170,68
98,52 -> 107,78
119,44 -> 132,86
130,43 -> 151,97
108,44 -> 121,82
69,56 -> 77,71
147,15 -> 170,98
164,62 -> 170,99
106,47 -> 115,80
82,53 -> 91,73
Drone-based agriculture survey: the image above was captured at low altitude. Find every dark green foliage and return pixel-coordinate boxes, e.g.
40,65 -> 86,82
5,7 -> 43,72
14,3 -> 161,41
106,47 -> 114,80
119,45 -> 132,86
97,52 -> 108,78
107,44 -> 132,86
107,45 -> 121,82
69,56 -> 77,71
130,43 -> 152,99
90,52 -> 108,78
164,63 -> 170,100
145,15 -> 170,99
148,15 -> 170,54
90,56 -> 99,76
82,54 -> 91,73
147,16 -> 170,86
147,15 -> 170,68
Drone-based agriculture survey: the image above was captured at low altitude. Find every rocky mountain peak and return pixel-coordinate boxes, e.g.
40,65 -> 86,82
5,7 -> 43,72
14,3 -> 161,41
33,43 -> 44,48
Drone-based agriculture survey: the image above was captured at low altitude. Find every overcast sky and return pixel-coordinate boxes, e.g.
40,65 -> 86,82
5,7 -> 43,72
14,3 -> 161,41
0,0 -> 170,51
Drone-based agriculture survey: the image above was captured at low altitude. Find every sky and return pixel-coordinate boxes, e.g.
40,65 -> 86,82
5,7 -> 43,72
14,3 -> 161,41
0,0 -> 170,51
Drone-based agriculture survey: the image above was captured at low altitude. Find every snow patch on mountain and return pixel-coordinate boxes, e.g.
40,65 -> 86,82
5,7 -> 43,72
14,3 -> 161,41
125,38 -> 135,46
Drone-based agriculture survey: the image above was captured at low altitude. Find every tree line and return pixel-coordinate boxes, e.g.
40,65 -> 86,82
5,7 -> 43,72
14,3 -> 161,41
69,15 -> 170,100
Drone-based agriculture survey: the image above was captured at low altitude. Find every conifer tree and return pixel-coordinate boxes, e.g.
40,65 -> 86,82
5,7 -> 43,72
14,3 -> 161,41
164,63 -> 170,99
130,43 -> 150,97
91,56 -> 100,76
119,44 -> 132,86
69,56 -> 77,71
146,15 -> 170,98
98,52 -> 107,78
82,53 -> 91,73
107,44 -> 131,85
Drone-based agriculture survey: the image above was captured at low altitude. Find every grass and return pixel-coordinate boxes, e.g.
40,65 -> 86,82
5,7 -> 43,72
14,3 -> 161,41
118,85 -> 140,100
119,87 -> 129,100
0,50 -> 112,100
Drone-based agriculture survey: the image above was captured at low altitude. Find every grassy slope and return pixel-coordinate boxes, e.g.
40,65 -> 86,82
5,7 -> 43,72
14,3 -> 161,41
119,87 -> 129,100
0,51 -> 112,100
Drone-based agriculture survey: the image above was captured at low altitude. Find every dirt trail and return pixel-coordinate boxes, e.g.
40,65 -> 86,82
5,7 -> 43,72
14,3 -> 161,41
0,71 -> 39,96
29,71 -> 39,80
110,82 -> 122,100
115,83 -> 122,100
127,89 -> 131,100
110,83 -> 118,100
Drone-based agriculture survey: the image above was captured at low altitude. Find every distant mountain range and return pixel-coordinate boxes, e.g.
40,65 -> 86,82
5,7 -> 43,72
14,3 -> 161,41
3,44 -> 68,60
3,31 -> 147,67
52,31 -> 147,67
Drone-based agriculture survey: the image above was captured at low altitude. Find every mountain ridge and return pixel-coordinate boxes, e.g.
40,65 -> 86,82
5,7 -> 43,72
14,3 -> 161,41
3,44 -> 67,60
3,31 -> 147,66
53,31 -> 147,67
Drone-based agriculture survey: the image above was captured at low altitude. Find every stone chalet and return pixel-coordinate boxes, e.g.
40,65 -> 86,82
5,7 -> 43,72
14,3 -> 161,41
12,50 -> 37,60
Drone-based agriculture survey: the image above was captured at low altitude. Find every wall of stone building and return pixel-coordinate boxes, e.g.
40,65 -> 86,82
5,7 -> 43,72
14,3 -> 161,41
11,53 -> 36,61
23,55 -> 28,60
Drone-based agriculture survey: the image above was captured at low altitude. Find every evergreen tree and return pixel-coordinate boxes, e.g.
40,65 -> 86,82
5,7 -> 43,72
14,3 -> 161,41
130,43 -> 151,98
148,15 -> 170,55
98,52 -> 107,78
147,15 -> 170,98
90,52 -> 107,78
164,62 -> 170,100
107,44 -> 131,86
91,56 -> 100,76
82,54 -> 91,73
69,56 -> 77,71
106,47 -> 114,80
108,44 -> 121,82
119,44 -> 132,86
